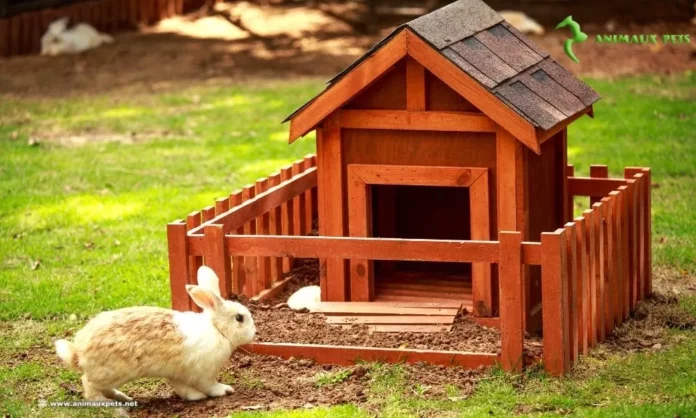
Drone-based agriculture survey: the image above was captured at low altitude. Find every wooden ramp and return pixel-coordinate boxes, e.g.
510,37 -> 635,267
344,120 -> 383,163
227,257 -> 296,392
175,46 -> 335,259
315,302 -> 464,333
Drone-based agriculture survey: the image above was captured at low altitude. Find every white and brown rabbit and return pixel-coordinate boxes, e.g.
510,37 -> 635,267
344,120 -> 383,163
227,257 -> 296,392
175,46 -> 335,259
54,266 -> 255,401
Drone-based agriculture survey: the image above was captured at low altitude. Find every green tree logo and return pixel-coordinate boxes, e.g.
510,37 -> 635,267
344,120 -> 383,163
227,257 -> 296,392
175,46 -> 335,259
555,16 -> 588,63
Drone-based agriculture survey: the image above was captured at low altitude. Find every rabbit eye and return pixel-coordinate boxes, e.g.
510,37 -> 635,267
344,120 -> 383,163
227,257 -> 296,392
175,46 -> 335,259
235,314 -> 244,323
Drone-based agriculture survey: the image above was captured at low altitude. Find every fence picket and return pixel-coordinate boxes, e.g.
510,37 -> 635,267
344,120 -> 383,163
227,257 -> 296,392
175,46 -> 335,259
601,197 -> 614,336
293,160 -> 308,236
499,232 -> 524,372
609,190 -> 623,326
590,165 -> 609,206
541,229 -> 571,375
256,178 -> 272,292
566,165 -> 575,220
280,166 -> 295,272
242,185 -> 258,297
582,209 -> 597,347
574,217 -> 588,355
304,155 -> 317,233
230,191 -> 245,295
186,211 -> 203,312
167,221 -> 190,311
592,202 -> 605,342
203,224 -> 231,300
268,173 -> 284,284
563,223 -> 578,363
617,185 -> 630,321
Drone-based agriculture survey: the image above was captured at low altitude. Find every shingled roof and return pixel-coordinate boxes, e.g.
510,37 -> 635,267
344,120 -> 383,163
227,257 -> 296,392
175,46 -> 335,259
285,0 -> 600,137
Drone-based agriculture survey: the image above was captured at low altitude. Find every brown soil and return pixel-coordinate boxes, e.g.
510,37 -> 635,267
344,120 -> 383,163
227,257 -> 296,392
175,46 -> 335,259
1,3 -> 694,98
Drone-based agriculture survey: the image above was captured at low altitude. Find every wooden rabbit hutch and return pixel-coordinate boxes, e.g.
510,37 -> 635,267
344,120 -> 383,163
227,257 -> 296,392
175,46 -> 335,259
168,0 -> 653,375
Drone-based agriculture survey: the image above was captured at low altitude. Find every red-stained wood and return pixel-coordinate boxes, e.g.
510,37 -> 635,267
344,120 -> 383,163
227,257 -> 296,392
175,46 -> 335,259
186,211 -> 203,312
405,30 -> 540,153
188,168 -> 316,235
347,167 -> 373,301
600,197 -> 615,335
304,155 -> 316,233
321,305 -> 458,316
589,165 -> 609,206
563,222 -> 578,363
320,115 -> 348,301
522,242 -> 542,265
625,171 -> 647,301
406,58 -> 426,111
243,342 -> 499,368
167,221 -> 190,311
617,185 -> 630,321
368,325 -> 452,333
558,129 -> 569,224
215,196 -> 229,215
315,301 -> 463,309
292,161 -> 307,236
626,178 -> 639,311
315,129 -> 329,301
582,209 -> 597,347
540,229 -> 570,375
567,177 -> 629,197
608,190 -> 624,326
224,235 -> 499,263
574,216 -> 588,355
256,178 -> 272,292
470,171 -> 492,316
242,185 -> 258,297
252,275 -> 293,302
202,206 -> 216,222
350,164 -> 487,187
499,232 -> 524,372
268,173 -> 284,284
642,169 -> 652,296
230,191 -> 245,295
474,317 -> 501,329
337,109 -> 496,132
592,202 -> 605,342
566,164 -> 575,220
375,294 -> 473,308
326,316 -> 455,325
289,31 -> 408,142
280,165 -> 295,273
203,224 -> 231,300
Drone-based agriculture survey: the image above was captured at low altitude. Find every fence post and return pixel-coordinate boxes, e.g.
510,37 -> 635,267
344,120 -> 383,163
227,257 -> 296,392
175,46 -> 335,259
230,191 -> 246,295
563,223 -> 578,364
582,209 -> 597,347
256,178 -> 272,292
203,224 -> 232,300
280,165 -> 295,272
541,228 -> 571,375
592,201 -> 606,343
268,174 -> 284,285
242,185 -> 258,297
167,220 -> 190,311
600,197 -> 615,336
617,185 -> 630,321
573,217 -> 588,355
292,160 -> 307,236
304,155 -> 317,233
626,168 -> 649,301
499,231 -> 524,372
566,165 -> 575,221
642,169 -> 652,296
624,177 -> 639,311
186,211 -> 204,312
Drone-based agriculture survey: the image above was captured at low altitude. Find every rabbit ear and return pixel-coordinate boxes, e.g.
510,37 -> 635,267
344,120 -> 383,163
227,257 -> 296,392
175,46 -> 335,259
197,266 -> 221,297
186,285 -> 222,311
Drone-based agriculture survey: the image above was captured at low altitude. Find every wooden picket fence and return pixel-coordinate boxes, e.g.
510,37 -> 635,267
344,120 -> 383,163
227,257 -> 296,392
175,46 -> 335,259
167,162 -> 651,375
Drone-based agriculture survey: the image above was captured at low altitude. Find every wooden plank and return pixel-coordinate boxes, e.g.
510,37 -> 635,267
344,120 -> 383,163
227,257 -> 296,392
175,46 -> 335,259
224,235 -> 500,263
188,168 -> 317,235
609,191 -> 624,327
634,174 -> 646,302
474,317 -> 501,329
203,224 -> 231,300
321,115 -> 348,301
627,178 -> 639,311
642,169 -> 652,296
592,202 -> 605,342
568,177 -> 628,197
167,221 -> 190,311
617,185 -> 630,321
256,178 -> 272,292
406,58 -> 426,111
315,301 -> 463,309
230,191 -> 246,295
470,171 -> 492,317
600,197 -> 614,336
252,275 -> 293,302
289,30 -> 408,142
522,242 -> 542,265
243,342 -> 499,368
292,161 -> 307,236
574,217 -> 588,355
375,294 -> 473,308
563,223 -> 578,363
326,316 -> 455,325
558,130 -> 569,224
566,164 -> 575,220
279,165 -> 295,272
215,196 -> 229,216
317,306 -> 458,316
338,109 -> 496,132
242,186 -> 258,297
303,155 -> 316,234
405,30 -> 539,153
347,160 -> 373,302
186,211 -> 203,312
379,280 -> 471,292
369,325 -> 452,333
376,288 -> 471,299
499,232 -> 524,372
582,209 -> 597,347
589,165 -> 609,206
541,229 -> 570,375
267,174 -> 284,284
316,129 -> 329,302
349,164 -> 486,187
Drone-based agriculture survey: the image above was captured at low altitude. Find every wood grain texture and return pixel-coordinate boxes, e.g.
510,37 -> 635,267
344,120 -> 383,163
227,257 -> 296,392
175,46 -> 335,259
470,171 -> 492,316
563,223 -> 578,363
230,191 -> 246,295
167,221 -> 190,311
541,229 -> 570,375
280,166 -> 295,273
499,232 -> 524,372
592,202 -> 606,342
186,211 -> 204,312
292,161 -> 307,236
589,165 -> 609,206
256,178 -> 272,292
406,58 -> 426,111
327,316 -> 454,325
574,217 -> 589,355
567,177 -> 628,197
267,174 -> 284,284
347,166 -> 373,301
203,224 -> 231,300
315,301 -> 464,309
349,164 -> 487,187
320,306 -> 458,316
303,155 -> 316,234
288,31 -> 408,142
315,129 -> 329,301
600,197 -> 615,336
566,165 -> 575,220
242,185 -> 258,297
338,109 -> 496,132
243,342 -> 499,368
582,209 -> 597,347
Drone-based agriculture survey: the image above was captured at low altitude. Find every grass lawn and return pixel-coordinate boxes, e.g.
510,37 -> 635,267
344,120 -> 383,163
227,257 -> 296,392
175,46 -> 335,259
1,72 -> 695,417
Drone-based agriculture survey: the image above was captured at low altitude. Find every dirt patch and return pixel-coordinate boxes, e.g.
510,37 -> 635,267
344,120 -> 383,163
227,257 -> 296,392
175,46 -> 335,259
0,3 -> 694,97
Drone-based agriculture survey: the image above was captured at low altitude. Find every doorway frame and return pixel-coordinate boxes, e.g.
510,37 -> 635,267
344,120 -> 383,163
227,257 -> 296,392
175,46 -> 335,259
347,163 -> 491,315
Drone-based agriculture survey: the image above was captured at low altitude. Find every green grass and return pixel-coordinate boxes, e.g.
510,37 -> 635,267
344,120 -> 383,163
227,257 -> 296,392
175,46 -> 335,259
1,72 -> 695,417
314,369 -> 353,387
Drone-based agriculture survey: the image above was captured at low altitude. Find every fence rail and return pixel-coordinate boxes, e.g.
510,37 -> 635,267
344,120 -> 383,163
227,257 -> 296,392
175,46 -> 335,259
167,162 -> 651,375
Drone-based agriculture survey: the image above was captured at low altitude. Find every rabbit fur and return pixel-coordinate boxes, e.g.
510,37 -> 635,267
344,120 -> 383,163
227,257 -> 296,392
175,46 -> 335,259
55,266 -> 255,401
41,17 -> 113,56
287,285 -> 321,312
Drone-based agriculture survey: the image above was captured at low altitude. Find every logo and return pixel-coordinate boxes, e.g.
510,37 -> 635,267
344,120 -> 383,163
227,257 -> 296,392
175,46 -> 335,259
555,16 -> 587,63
